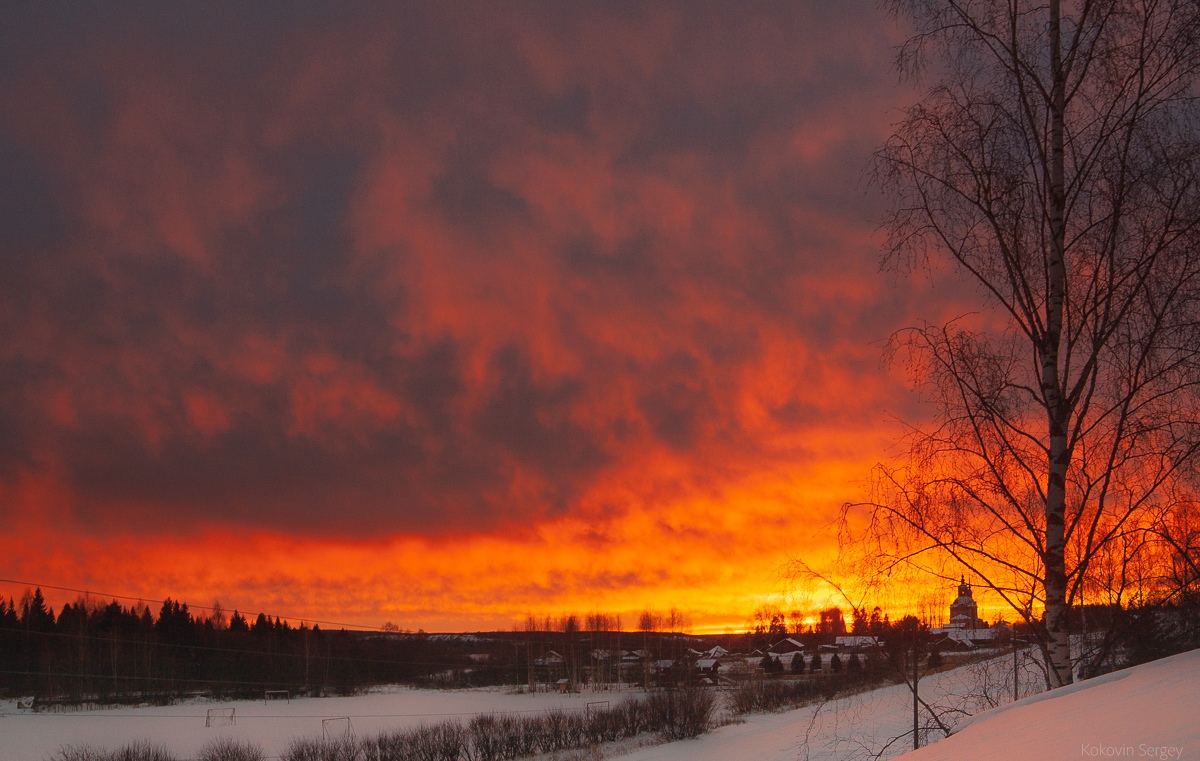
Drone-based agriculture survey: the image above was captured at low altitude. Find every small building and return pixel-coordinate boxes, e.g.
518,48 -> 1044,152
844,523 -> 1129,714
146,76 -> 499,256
929,625 -> 1006,646
767,637 -> 806,655
931,631 -> 976,652
695,658 -> 721,675
835,635 -> 879,651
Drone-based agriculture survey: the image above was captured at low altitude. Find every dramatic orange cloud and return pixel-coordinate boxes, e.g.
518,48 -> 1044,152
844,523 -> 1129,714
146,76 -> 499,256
0,2 -> 969,630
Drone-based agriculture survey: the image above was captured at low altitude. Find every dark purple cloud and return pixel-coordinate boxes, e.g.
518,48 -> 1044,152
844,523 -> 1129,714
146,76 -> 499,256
0,0 -> 938,543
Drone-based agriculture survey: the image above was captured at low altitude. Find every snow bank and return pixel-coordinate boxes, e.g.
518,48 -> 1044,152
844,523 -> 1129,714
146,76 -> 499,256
900,649 -> 1200,761
617,650 -> 1200,761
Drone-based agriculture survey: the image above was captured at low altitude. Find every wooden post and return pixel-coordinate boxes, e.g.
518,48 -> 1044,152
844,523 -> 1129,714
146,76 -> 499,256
913,645 -> 919,750
1013,640 -> 1020,703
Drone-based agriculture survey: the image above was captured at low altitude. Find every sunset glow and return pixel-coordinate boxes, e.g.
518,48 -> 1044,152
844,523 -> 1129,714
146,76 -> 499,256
0,2 -> 976,632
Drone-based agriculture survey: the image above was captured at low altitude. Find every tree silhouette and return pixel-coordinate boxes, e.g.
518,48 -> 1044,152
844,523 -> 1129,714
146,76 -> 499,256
864,0 -> 1200,687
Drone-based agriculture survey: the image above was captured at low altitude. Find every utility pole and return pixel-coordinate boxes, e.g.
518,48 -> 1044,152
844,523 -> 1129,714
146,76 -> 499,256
1013,637 -> 1021,703
912,645 -> 919,750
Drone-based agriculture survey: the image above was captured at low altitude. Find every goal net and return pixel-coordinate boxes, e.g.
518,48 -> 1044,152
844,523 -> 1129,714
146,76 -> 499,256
322,717 -> 355,740
205,707 -> 236,727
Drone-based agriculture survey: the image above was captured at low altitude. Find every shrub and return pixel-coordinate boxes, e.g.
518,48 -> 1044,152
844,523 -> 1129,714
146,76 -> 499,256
51,742 -> 178,761
282,738 -> 360,761
198,738 -> 266,761
645,687 -> 715,740
363,726 -> 467,761
622,700 -> 652,742
468,714 -> 504,761
730,678 -> 822,714
51,746 -> 111,761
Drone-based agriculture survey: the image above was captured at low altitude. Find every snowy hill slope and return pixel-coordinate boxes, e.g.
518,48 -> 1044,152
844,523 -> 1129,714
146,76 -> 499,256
619,649 -> 1200,761
900,648 -> 1200,761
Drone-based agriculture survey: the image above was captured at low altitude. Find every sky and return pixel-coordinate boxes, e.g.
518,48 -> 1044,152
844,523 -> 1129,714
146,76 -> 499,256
0,1 -> 974,632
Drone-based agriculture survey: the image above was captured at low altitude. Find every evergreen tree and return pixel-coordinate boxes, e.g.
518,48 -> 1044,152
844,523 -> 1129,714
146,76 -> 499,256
0,598 -> 18,627
253,612 -> 271,634
848,652 -> 863,674
759,653 -> 775,673
20,588 -> 55,631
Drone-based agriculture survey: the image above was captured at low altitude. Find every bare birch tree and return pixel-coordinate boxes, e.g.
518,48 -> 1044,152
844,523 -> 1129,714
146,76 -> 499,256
867,0 -> 1200,687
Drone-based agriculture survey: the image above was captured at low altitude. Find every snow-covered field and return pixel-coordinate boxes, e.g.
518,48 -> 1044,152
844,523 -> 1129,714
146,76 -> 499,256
0,685 -> 618,760
3,650 -> 1197,761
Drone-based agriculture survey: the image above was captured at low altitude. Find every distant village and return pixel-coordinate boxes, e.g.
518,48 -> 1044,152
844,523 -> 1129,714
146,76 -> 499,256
470,579 -> 1014,692
1,579 -> 1020,704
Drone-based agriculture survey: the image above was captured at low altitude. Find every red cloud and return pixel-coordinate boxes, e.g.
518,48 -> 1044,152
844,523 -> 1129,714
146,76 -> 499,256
0,1 -> 957,627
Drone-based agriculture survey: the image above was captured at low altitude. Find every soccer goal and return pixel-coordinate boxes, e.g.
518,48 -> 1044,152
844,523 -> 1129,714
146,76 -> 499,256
264,689 -> 290,704
205,707 -> 236,727
322,717 -> 355,740
586,700 -> 610,716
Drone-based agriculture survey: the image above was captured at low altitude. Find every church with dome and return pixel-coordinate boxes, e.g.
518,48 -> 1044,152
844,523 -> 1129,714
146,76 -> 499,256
929,576 -> 1007,646
947,576 -> 986,629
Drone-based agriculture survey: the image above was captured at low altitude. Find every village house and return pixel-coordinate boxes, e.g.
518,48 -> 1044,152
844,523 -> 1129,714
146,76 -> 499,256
766,637 -> 806,655
695,658 -> 721,676
834,635 -> 879,651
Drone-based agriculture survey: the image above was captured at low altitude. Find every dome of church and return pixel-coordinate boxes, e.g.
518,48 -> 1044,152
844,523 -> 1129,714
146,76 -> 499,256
948,576 -> 982,628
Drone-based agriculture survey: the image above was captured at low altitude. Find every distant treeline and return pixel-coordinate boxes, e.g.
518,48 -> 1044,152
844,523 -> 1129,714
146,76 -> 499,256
0,590 -> 726,704
0,589 -> 470,704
